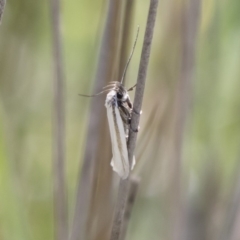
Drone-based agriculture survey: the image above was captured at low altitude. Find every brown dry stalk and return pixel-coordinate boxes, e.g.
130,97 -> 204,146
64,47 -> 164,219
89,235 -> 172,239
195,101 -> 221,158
118,0 -> 135,84
0,0 -> 6,23
110,0 -> 159,240
87,3 -> 123,239
49,0 -> 68,239
120,177 -> 140,240
169,1 -> 201,240
69,1 -> 123,240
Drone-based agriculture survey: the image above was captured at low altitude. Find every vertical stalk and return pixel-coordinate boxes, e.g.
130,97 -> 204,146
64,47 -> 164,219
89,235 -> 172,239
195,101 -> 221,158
120,177 -> 140,240
118,0 -> 135,84
110,0 -> 159,239
49,0 -> 68,239
0,0 -> 6,23
170,1 -> 201,240
69,1 -> 123,240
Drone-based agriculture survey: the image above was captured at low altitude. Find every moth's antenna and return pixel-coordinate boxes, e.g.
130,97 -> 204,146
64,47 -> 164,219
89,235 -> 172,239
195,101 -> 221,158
120,26 -> 140,84
79,82 -> 120,97
78,88 -> 110,98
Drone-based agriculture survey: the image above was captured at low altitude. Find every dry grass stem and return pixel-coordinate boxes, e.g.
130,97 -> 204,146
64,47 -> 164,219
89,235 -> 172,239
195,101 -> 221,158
110,0 -> 159,239
118,0 -> 135,84
219,162 -> 240,240
69,1 -> 123,240
120,177 -> 140,240
87,2 -> 123,238
49,0 -> 68,239
0,0 -> 6,23
170,1 -> 201,240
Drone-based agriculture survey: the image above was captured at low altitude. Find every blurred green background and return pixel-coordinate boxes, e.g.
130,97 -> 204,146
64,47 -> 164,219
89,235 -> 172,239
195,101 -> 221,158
1,0 -> 240,240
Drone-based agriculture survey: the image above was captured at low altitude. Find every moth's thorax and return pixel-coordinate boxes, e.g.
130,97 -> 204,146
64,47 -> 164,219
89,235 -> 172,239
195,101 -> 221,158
105,88 -> 130,107
119,92 -> 129,102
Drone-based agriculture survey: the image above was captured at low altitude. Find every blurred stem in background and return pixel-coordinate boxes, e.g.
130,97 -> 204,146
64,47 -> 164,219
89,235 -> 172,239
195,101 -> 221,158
49,0 -> 68,239
0,0 -> 6,23
118,0 -> 135,84
69,0 -> 124,240
120,177 -> 140,240
169,1 -> 201,240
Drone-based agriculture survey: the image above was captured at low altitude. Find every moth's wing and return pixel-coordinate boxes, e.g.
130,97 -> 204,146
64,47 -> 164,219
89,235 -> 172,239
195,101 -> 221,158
107,106 -> 130,179
131,156 -> 136,170
105,93 -> 129,179
111,155 -> 135,170
118,107 -> 129,138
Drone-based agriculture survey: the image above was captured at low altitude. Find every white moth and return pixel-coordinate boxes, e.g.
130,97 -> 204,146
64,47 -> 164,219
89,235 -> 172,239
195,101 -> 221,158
79,27 -> 139,179
105,82 -> 136,179
79,82 -> 136,179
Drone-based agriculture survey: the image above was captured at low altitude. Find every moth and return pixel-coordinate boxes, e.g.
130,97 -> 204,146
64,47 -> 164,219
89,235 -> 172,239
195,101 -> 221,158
80,28 -> 139,179
104,81 -> 136,179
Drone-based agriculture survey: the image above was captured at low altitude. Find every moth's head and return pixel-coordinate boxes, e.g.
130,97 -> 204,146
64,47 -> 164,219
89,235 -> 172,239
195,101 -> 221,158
116,90 -> 128,102
117,91 -> 123,99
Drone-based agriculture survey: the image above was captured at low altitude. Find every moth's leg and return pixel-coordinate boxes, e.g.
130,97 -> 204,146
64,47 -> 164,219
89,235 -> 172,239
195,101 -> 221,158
127,83 -> 137,92
118,106 -> 131,138
119,104 -> 131,120
119,104 -> 140,133
126,98 -> 132,109
128,117 -> 140,133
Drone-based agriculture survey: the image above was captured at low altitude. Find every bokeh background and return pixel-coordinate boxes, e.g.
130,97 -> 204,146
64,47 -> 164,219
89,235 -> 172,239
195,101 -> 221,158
1,0 -> 240,240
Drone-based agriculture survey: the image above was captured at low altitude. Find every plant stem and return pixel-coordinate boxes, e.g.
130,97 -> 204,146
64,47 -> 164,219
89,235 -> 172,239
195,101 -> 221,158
170,1 -> 201,239
120,177 -> 140,240
118,0 -> 135,84
110,0 -> 159,239
49,0 -> 68,239
0,0 -> 6,23
69,1 -> 123,240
